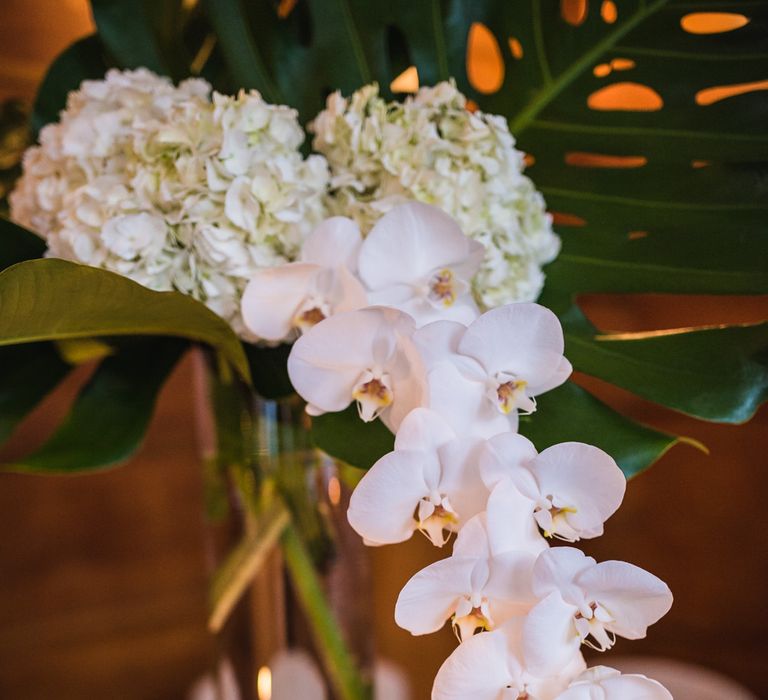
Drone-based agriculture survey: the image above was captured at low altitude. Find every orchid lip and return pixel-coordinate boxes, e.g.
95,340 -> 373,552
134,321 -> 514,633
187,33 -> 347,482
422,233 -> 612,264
487,372 -> 536,415
415,495 -> 458,546
427,268 -> 460,308
351,370 -> 393,422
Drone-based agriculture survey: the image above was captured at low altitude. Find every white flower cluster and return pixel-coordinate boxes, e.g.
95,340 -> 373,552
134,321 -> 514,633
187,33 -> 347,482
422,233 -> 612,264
276,203 -> 673,699
10,69 -> 329,334
310,81 -> 560,308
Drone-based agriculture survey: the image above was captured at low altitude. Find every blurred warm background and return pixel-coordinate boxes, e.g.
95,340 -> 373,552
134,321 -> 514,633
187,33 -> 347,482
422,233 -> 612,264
0,2 -> 766,698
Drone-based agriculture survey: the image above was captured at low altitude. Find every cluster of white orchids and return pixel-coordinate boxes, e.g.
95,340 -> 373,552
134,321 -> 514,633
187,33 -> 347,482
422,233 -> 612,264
240,201 -> 674,699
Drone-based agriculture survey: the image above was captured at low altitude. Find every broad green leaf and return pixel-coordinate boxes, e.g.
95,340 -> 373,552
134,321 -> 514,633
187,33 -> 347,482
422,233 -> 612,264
518,381 -> 692,479
565,316 -> 768,424
311,405 -> 394,470
3,339 -> 184,473
90,0 -> 194,81
90,0 -> 169,75
546,225 -> 768,295
0,218 -> 45,271
0,343 -> 70,445
32,34 -> 109,134
0,259 -> 250,382
243,343 -> 294,399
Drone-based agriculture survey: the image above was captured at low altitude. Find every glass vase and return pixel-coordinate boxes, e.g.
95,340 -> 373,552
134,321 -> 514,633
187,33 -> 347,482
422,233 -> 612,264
193,350 -> 375,700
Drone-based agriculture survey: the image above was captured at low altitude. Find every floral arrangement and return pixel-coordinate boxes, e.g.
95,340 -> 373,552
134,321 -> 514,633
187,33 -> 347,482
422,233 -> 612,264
2,2 -> 765,699
9,69 -> 674,699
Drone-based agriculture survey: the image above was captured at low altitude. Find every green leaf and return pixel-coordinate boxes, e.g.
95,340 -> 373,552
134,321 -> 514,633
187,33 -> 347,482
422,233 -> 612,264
0,218 -> 45,271
0,343 -> 70,445
202,0 -> 282,102
90,0 -> 169,75
311,405 -> 394,470
565,316 -> 768,424
546,225 -> 768,295
32,34 -> 109,134
3,339 -> 184,473
0,259 -> 250,382
244,342 -> 295,399
519,380 -> 693,479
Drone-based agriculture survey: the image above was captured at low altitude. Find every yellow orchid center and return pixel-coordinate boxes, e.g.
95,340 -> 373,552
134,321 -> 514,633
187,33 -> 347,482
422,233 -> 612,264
428,268 -> 457,307
496,379 -> 528,414
352,371 -> 394,422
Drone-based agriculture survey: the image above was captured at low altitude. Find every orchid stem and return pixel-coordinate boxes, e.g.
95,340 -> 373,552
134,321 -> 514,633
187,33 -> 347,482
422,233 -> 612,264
281,523 -> 372,700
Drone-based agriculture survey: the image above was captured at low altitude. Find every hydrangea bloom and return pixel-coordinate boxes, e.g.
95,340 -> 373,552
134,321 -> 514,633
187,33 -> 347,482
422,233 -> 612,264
10,68 -> 329,335
310,80 -> 560,307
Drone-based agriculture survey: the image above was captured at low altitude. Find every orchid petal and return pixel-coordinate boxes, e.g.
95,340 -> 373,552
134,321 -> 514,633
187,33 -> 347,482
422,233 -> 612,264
413,321 -> 465,366
347,449 -> 434,545
437,439 -> 489,528
523,591 -> 582,677
394,407 -> 457,452
576,561 -> 673,640
529,356 -> 573,395
287,307 -> 418,415
452,513 -> 492,559
531,443 -> 626,540
556,666 -> 673,700
241,263 -> 320,341
531,547 -> 595,599
486,479 -> 548,555
484,551 -> 538,623
358,201 -> 476,289
395,557 -> 477,635
425,361 -> 517,439
300,216 -> 362,270
479,432 -> 538,490
431,624 -> 516,700
458,303 -> 565,386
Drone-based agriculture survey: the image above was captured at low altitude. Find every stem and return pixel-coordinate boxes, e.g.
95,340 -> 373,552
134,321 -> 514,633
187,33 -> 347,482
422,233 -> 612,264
281,523 -> 372,700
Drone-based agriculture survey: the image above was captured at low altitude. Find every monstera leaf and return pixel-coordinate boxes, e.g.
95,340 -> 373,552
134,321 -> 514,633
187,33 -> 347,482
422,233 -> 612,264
6,0 -> 767,475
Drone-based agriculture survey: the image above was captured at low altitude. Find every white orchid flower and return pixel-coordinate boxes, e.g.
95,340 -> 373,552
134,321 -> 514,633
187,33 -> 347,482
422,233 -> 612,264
241,217 -> 367,341
482,436 -> 626,544
287,306 -> 425,431
554,666 -> 672,700
357,201 -> 484,326
347,408 -> 488,546
395,513 -> 540,642
432,617 -> 586,700
414,303 -> 572,438
523,547 -> 673,676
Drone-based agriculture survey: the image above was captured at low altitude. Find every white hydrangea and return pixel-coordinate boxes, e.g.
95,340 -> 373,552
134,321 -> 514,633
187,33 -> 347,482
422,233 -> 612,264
310,80 -> 560,307
10,68 -> 329,335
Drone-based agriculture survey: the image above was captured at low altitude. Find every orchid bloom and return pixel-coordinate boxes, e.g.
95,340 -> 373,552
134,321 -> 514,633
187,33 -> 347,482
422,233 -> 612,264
287,306 -> 425,431
395,513 -> 541,642
554,666 -> 672,700
432,618 -> 586,700
357,202 -> 484,326
481,436 -> 626,544
241,216 -> 367,341
347,408 -> 488,546
523,547 -> 673,676
414,303 -> 572,438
